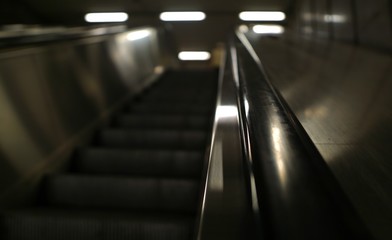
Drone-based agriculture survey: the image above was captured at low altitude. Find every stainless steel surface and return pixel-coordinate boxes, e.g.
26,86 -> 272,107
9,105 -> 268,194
0,25 -> 128,48
245,34 -> 392,240
291,0 -> 392,51
0,27 -> 165,207
197,46 -> 254,239
234,30 -> 371,239
355,0 -> 392,49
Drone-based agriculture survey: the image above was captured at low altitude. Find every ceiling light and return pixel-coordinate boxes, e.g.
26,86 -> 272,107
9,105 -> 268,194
178,51 -> 211,61
127,29 -> 150,41
239,11 -> 286,21
160,11 -> 206,21
85,12 -> 128,23
253,25 -> 285,34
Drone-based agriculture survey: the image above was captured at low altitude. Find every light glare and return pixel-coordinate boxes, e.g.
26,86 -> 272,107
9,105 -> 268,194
216,106 -> 238,119
324,14 -> 346,23
178,51 -> 211,61
239,11 -> 286,21
160,11 -> 206,21
127,30 -> 150,41
253,25 -> 285,35
85,12 -> 128,23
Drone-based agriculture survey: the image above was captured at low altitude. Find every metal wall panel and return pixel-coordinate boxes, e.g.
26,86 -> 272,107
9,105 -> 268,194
330,0 -> 355,42
248,35 -> 392,240
0,28 -> 165,207
356,0 -> 392,50
250,0 -> 392,238
291,0 -> 392,51
314,0 -> 330,39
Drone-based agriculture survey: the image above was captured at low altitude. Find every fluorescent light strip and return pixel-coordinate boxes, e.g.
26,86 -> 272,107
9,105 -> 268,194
178,51 -> 211,61
127,29 -> 151,41
85,12 -> 128,23
239,11 -> 286,21
253,25 -> 285,34
160,11 -> 206,21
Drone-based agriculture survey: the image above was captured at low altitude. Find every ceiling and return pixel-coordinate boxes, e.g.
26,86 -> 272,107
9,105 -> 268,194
24,0 -> 287,14
4,0 -> 291,55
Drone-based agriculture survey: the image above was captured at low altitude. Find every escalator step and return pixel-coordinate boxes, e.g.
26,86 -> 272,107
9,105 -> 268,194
139,94 -> 216,103
74,149 -> 203,178
115,114 -> 210,129
97,129 -> 207,150
128,103 -> 212,115
44,175 -> 199,213
1,209 -> 193,240
0,69 -> 217,240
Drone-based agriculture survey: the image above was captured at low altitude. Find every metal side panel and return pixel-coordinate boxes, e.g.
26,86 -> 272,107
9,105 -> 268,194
0,27 -> 166,208
196,46 -> 256,240
245,34 -> 392,240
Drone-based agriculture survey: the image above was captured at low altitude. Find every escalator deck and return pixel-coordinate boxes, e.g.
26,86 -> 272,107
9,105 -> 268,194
1,69 -> 218,240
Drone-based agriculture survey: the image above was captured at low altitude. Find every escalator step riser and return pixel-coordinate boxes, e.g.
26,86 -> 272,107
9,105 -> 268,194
75,149 -> 203,178
97,130 -> 207,150
0,69 -> 218,240
2,212 -> 193,240
128,106 -> 212,115
139,96 -> 216,103
45,175 -> 199,213
115,115 -> 210,130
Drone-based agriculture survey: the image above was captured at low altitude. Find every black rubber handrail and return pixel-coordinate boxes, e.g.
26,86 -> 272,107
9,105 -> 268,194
231,31 -> 373,240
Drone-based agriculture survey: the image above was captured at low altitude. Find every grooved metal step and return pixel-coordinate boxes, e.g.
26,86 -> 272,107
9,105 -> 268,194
74,149 -> 203,178
115,114 -> 210,129
44,175 -> 200,213
0,69 -> 218,240
1,209 -> 193,240
97,129 -> 207,150
128,103 -> 212,115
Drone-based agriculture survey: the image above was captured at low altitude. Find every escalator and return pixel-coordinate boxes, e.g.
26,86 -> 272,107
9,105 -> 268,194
0,69 -> 218,240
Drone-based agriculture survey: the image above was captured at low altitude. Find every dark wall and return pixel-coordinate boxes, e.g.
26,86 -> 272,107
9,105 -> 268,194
0,1 -> 39,24
289,0 -> 392,52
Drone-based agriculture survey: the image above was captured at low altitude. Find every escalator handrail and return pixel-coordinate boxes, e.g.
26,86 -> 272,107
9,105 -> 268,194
231,30 -> 373,240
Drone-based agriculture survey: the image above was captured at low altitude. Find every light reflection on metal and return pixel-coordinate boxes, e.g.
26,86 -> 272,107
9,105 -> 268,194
89,28 -> 109,35
85,12 -> 128,23
127,29 -> 150,41
159,11 -> 206,21
154,66 -> 164,74
0,82 -> 43,174
324,14 -> 347,23
303,13 -> 346,23
244,99 -> 250,117
209,141 -> 224,191
216,105 -> 238,120
230,46 -> 240,87
253,25 -> 285,35
239,11 -> 286,21
304,106 -> 328,118
272,126 -> 287,187
238,24 -> 250,33
303,13 -> 313,21
303,26 -> 313,34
